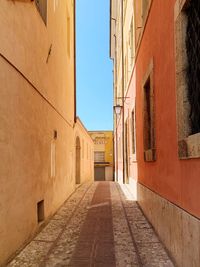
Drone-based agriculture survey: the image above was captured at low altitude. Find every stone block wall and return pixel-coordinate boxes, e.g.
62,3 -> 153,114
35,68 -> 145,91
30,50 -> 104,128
138,183 -> 200,267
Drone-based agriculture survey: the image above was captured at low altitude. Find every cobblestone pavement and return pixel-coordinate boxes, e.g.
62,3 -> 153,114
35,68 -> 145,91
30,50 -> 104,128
7,182 -> 175,267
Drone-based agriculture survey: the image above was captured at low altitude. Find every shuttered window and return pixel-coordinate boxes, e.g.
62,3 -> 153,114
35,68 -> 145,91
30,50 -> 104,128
94,152 -> 105,162
35,0 -> 47,25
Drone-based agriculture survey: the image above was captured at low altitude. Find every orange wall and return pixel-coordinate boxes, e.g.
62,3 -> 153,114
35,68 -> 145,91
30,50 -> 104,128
135,0 -> 200,219
0,1 -> 76,264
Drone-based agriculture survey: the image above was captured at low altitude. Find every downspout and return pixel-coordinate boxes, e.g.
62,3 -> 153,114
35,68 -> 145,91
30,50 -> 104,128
114,33 -> 118,182
121,0 -> 125,184
74,0 -> 77,124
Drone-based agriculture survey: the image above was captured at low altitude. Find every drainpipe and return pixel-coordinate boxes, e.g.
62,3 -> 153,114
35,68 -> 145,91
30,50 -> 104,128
115,118 -> 118,181
121,0 -> 125,184
74,0 -> 77,124
114,33 -> 118,182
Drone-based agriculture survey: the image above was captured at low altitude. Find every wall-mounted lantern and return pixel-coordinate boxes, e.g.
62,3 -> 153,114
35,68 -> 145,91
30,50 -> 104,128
113,104 -> 122,115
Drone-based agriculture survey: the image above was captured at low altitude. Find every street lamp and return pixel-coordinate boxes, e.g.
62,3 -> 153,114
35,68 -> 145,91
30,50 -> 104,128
113,104 -> 122,115
113,104 -> 123,182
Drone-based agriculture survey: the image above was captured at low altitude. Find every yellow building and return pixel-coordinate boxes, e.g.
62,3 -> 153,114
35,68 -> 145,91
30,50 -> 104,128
0,1 -> 93,265
89,131 -> 114,181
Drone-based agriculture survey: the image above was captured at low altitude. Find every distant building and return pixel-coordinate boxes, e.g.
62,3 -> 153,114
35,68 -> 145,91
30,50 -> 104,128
89,131 -> 114,181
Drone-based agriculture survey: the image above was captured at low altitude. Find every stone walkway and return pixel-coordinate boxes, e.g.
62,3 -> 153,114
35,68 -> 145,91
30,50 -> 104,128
7,182 -> 175,267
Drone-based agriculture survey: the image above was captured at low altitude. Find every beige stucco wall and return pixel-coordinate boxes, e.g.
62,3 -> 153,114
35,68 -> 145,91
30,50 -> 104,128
74,118 -> 94,183
0,0 -> 76,265
0,0 -> 75,123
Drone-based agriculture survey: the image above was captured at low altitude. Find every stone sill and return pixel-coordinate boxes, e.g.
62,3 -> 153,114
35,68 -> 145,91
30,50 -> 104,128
178,133 -> 200,159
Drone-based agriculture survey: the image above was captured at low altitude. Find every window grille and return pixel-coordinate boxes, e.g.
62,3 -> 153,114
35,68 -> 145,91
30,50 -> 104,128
94,152 -> 105,162
186,0 -> 200,134
35,0 -> 47,25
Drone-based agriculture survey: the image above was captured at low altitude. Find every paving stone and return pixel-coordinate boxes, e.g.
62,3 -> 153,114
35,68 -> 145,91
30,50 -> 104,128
115,182 -> 175,267
110,182 -> 140,267
45,183 -> 97,267
7,241 -> 53,267
137,242 -> 174,267
8,182 -> 175,267
8,182 -> 95,267
69,182 -> 116,266
34,220 -> 65,242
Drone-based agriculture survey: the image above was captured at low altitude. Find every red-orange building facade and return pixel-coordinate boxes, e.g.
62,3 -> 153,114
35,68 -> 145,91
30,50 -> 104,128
110,0 -> 200,265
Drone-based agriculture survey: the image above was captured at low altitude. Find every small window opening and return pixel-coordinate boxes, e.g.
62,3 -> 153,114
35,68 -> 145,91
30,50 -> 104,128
54,130 -> 57,140
37,200 -> 44,223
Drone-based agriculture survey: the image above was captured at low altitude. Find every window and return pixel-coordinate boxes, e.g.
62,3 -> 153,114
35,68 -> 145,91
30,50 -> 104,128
142,0 -> 149,18
35,0 -> 47,25
94,152 -> 105,163
37,200 -> 44,223
135,0 -> 143,48
185,1 -> 200,135
175,0 -> 200,158
143,61 -> 155,161
131,110 -> 136,154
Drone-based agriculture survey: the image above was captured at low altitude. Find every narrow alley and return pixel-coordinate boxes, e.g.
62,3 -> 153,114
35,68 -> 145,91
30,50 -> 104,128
1,0 -> 200,266
8,182 -> 174,267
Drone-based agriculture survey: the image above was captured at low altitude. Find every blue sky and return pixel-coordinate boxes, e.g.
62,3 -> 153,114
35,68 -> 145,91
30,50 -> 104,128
76,0 -> 113,131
